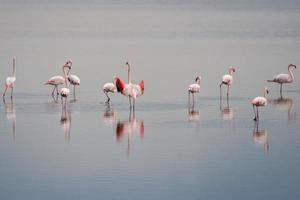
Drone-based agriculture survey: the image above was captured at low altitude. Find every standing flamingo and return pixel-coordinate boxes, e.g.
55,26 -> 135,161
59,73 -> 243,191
251,87 -> 269,121
188,76 -> 201,106
220,66 -> 236,99
3,57 -> 16,100
44,75 -> 65,98
66,60 -> 81,99
267,64 -> 296,97
102,81 -> 116,103
115,62 -> 144,110
60,62 -> 71,106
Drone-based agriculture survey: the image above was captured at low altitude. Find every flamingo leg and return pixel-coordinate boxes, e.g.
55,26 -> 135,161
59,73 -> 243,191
219,83 -> 223,100
51,86 -> 56,96
11,87 -> 13,99
227,85 -> 229,98
280,83 -> 283,97
188,91 -> 190,106
56,85 -> 59,95
253,105 -> 257,121
192,93 -> 195,106
129,97 -> 132,109
3,86 -> 8,97
256,106 -> 259,121
104,91 -> 110,103
133,98 -> 135,111
73,85 -> 76,99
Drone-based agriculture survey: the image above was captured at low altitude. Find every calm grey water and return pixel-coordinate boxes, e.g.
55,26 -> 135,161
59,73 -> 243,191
1,1 -> 300,199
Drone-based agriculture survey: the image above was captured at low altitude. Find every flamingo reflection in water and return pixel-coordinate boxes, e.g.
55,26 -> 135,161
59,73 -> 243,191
60,102 -> 71,143
220,98 -> 234,121
116,111 -> 144,156
253,121 -> 269,154
188,104 -> 200,122
269,97 -> 296,121
103,103 -> 117,127
3,99 -> 16,142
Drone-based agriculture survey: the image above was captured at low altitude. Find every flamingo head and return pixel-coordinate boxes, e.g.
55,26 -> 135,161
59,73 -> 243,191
288,64 -> 296,69
229,66 -> 236,73
195,76 -> 202,83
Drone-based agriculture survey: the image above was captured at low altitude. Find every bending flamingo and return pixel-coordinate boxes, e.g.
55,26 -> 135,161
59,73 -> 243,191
3,57 -> 16,99
267,64 -> 296,97
220,66 -> 236,99
251,86 -> 269,121
60,62 -> 71,106
66,60 -> 81,99
115,62 -> 144,110
44,75 -> 65,97
188,76 -> 201,106
102,80 -> 116,103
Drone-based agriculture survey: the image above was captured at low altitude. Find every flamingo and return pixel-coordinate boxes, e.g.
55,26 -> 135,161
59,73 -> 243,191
44,75 -> 65,97
188,76 -> 201,106
220,66 -> 236,99
3,57 -> 16,99
60,62 -> 71,106
267,64 -> 296,97
251,86 -> 269,121
102,81 -> 116,103
115,62 -> 144,110
66,60 -> 81,99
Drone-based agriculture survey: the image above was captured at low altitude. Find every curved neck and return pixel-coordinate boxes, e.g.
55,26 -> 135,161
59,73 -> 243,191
229,68 -> 234,76
264,89 -> 267,97
12,58 -> 16,77
63,66 -> 69,88
127,63 -> 131,83
196,78 -> 201,85
288,66 -> 295,82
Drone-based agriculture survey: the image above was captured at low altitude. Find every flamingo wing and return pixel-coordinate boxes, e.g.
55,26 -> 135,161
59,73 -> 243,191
45,76 -> 64,85
271,73 -> 290,83
103,83 -> 116,92
188,83 -> 200,93
251,97 -> 267,106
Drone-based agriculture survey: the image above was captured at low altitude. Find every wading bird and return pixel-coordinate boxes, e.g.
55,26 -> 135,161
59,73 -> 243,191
102,81 -> 116,103
188,76 -> 201,106
60,62 -> 71,106
267,64 -> 296,97
66,60 -> 80,99
251,87 -> 269,121
220,66 -> 236,100
115,62 -> 144,110
3,57 -> 16,99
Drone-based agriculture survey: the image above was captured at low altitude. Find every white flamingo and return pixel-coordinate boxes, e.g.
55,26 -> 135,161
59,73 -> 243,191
188,76 -> 201,106
102,81 -> 116,103
60,62 -> 71,106
220,66 -> 236,99
66,60 -> 81,99
3,57 -> 16,99
251,86 -> 269,121
115,62 -> 144,110
267,64 -> 296,97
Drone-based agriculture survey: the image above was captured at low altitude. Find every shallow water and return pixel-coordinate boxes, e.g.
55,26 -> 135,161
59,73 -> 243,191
1,1 -> 300,200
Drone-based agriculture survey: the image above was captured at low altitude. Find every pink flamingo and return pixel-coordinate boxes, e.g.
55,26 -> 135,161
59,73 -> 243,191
115,62 -> 144,110
44,61 -> 72,97
60,62 -> 71,106
251,87 -> 269,121
267,64 -> 296,97
188,76 -> 201,106
102,81 -> 116,103
3,57 -> 16,99
66,60 -> 81,99
220,66 -> 236,99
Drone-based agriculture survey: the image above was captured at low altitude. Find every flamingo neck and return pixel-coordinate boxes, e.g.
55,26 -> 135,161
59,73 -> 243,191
63,66 -> 69,88
288,65 -> 295,82
196,78 -> 201,85
127,63 -> 131,83
264,89 -> 267,97
229,69 -> 234,76
12,57 -> 16,77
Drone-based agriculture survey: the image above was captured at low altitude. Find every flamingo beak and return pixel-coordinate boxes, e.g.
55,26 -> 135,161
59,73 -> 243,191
266,89 -> 269,94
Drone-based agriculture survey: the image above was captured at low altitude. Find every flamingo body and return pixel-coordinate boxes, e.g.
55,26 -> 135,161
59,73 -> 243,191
45,76 -> 65,86
60,88 -> 70,97
68,74 -> 80,85
222,74 -> 233,85
188,83 -> 200,93
5,77 -> 16,88
103,82 -> 117,103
